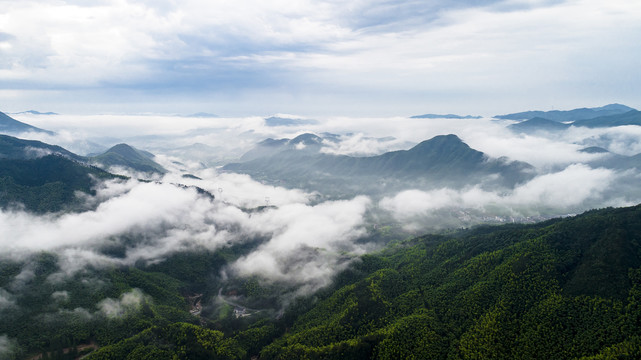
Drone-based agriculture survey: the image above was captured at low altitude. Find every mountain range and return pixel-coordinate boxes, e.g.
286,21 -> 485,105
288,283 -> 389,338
225,133 -> 534,193
11,110 -> 59,116
508,109 -> 641,134
497,103 -> 635,121
0,135 -> 121,212
0,134 -> 167,212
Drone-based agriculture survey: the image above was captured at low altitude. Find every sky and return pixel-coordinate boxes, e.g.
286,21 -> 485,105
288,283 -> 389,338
1,0 -> 640,116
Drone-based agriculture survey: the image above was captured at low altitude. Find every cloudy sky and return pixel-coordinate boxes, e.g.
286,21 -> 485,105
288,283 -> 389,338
1,0 -> 640,116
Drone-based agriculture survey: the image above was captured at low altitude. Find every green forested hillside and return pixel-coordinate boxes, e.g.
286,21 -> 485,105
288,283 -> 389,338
258,205 -> 641,359
0,155 -> 122,212
43,204 -> 641,360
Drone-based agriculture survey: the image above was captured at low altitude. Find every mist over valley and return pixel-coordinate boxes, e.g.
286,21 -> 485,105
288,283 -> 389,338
1,0 -> 641,357
2,104 -> 641,358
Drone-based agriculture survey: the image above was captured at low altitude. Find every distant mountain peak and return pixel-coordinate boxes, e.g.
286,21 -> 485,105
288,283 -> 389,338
13,110 -> 59,116
289,133 -> 323,146
411,134 -> 468,150
580,146 -> 610,154
595,103 -> 634,112
0,111 -> 55,135
508,117 -> 571,133
107,143 -> 140,157
91,143 -> 166,174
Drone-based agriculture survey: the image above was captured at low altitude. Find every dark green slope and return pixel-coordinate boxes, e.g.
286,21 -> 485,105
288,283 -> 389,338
0,134 -> 123,212
0,134 -> 80,160
76,204 -> 641,360
258,205 -> 641,359
0,111 -> 54,135
90,143 -> 166,174
0,155 -> 120,212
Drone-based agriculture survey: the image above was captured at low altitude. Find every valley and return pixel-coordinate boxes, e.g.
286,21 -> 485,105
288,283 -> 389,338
1,105 -> 641,359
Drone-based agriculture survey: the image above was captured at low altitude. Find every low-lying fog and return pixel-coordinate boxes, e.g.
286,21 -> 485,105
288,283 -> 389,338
3,111 -> 641,307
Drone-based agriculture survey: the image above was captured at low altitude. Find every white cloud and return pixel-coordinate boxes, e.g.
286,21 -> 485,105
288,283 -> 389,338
229,196 -> 372,295
0,335 -> 18,360
97,288 -> 146,318
51,290 -> 69,302
0,289 -> 17,311
380,164 -> 630,230
1,0 -> 639,114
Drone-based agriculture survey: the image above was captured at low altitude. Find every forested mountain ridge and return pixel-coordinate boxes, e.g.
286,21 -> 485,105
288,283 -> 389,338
0,134 -> 174,212
0,155 -> 121,213
0,134 -> 81,160
253,204 -> 641,359
67,203 -> 641,359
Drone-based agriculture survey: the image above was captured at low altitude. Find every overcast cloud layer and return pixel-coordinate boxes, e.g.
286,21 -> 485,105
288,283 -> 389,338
1,0 -> 640,115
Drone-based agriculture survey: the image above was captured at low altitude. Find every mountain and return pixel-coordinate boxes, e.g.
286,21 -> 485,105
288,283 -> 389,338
0,134 -> 121,212
0,155 -> 120,213
507,117 -> 571,133
225,134 -> 534,193
0,134 -> 82,160
579,146 -> 610,154
12,110 -> 59,115
506,110 -> 641,134
0,111 -> 54,135
496,103 -> 635,122
410,113 -> 482,119
572,109 -> 641,128
238,133 -> 324,162
584,147 -> 641,170
90,143 -> 167,174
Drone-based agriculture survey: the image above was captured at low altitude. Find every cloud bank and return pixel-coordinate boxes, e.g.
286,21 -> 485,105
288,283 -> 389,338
1,0 -> 639,115
0,173 -> 374,298
229,196 -> 372,296
379,164 -> 635,231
